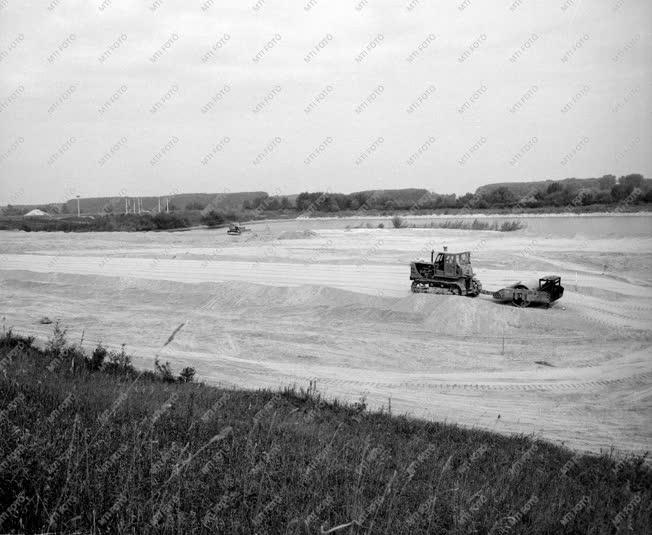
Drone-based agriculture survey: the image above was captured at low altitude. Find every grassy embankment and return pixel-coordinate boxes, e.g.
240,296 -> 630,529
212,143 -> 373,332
0,213 -> 191,233
0,327 -> 650,534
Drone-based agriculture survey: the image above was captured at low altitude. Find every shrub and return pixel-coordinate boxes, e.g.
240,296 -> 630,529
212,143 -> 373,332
178,367 -> 196,383
470,219 -> 490,230
104,343 -> 134,375
155,357 -> 176,383
46,321 -> 67,358
201,210 -> 225,227
391,215 -> 405,228
89,343 -> 107,371
152,213 -> 188,230
377,223 -> 384,228
499,220 -> 525,232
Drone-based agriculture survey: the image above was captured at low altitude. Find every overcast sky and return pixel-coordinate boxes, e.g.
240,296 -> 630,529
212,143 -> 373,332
0,0 -> 650,204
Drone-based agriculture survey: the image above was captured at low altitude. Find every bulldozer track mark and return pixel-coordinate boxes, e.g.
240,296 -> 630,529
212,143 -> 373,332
394,372 -> 652,393
312,372 -> 652,394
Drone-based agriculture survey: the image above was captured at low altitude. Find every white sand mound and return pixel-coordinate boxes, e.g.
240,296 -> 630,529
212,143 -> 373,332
204,282 -> 385,308
277,230 -> 318,240
204,283 -> 560,336
390,294 -> 567,335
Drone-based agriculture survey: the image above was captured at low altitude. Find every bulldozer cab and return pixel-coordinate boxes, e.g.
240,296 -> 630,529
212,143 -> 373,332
434,251 -> 471,277
444,253 -> 457,276
539,276 -> 561,290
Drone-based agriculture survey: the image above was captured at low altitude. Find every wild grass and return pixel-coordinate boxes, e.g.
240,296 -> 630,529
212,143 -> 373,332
425,219 -> 526,232
349,218 -> 525,232
0,327 -> 650,534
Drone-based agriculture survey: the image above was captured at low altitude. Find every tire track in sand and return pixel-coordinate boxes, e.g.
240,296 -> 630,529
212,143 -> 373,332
311,371 -> 652,393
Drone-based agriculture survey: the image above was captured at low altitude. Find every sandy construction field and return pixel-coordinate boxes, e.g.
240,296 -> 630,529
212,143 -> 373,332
1,215 -> 651,455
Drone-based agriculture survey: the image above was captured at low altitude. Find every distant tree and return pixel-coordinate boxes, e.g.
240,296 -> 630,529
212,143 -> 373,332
440,194 -> 457,208
242,200 -> 252,210
5,205 -> 26,215
598,174 -> 616,190
560,187 -> 577,206
252,195 -> 269,209
546,182 -> 563,194
579,189 -> 595,206
327,197 -> 340,212
103,204 -> 114,214
484,187 -> 516,207
266,198 -> 280,211
186,201 -> 207,210
619,174 -> 644,194
594,190 -> 613,204
280,196 -> 290,209
152,213 -> 188,229
456,192 -> 474,207
611,184 -> 629,202
201,210 -> 225,227
295,192 -> 313,212
334,194 -> 349,210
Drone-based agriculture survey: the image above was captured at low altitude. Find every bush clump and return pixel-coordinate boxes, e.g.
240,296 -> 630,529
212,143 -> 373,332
201,210 -> 225,227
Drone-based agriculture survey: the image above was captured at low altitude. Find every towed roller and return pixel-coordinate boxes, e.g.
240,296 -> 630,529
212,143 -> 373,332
490,277 -> 564,308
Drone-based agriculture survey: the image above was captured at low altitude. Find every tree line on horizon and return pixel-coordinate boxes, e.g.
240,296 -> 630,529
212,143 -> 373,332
244,173 -> 650,213
2,173 -> 650,217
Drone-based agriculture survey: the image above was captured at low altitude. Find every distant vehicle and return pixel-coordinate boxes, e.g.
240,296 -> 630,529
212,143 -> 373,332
227,223 -> 247,235
410,247 -> 564,307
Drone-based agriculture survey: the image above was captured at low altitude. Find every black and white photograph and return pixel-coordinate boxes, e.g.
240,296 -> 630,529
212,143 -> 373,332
0,1 -> 651,533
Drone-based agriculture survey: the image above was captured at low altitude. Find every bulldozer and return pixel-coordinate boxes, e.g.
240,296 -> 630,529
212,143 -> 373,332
410,247 -> 564,307
410,247 -> 482,296
227,223 -> 247,235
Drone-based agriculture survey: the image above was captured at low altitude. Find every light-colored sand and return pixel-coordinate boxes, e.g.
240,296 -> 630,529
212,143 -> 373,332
1,216 -> 650,455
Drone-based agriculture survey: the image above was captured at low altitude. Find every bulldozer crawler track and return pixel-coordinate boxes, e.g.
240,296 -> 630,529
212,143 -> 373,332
311,371 -> 652,393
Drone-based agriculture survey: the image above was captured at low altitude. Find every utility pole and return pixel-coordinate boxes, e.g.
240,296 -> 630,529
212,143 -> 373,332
166,198 -> 169,213
76,195 -> 80,217
158,197 -> 161,213
125,198 -> 128,214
